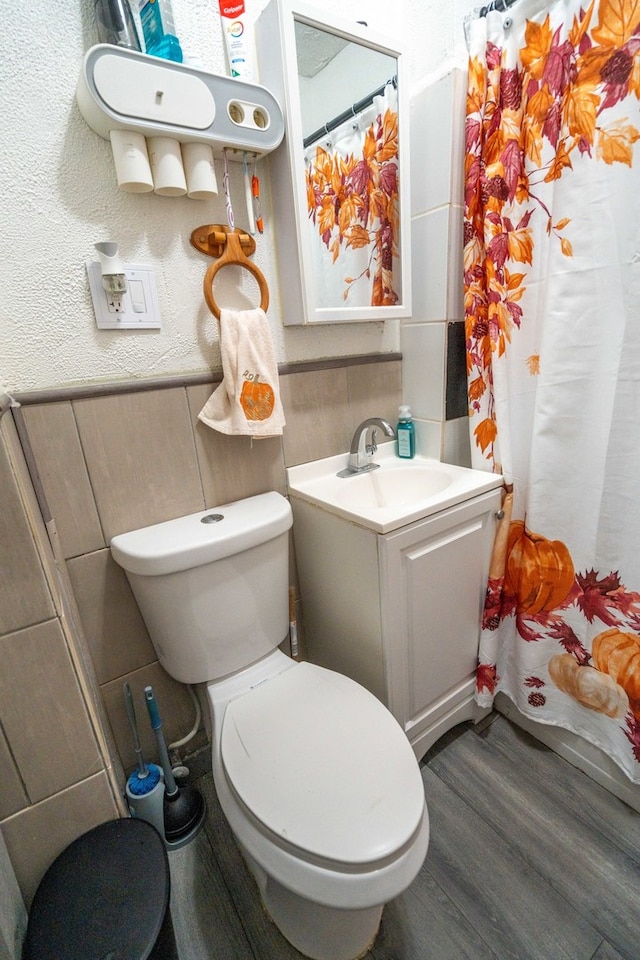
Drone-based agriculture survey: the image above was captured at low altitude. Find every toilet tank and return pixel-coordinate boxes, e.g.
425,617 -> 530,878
110,492 -> 293,684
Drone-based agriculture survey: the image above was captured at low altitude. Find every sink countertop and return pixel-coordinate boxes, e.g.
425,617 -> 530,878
286,445 -> 504,533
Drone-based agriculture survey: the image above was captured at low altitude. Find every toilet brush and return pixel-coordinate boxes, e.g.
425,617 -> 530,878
144,685 -> 206,845
123,682 -> 165,836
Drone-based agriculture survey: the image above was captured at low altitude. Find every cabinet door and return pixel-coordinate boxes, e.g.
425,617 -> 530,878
379,490 -> 501,743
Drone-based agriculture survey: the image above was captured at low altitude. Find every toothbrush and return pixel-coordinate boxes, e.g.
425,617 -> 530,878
252,169 -> 264,234
244,155 -> 255,234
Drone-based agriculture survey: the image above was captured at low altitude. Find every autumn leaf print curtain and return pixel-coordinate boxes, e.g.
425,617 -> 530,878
304,83 -> 400,309
465,0 -> 640,780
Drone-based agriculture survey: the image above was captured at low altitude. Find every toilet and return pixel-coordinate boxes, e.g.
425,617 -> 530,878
110,491 -> 429,960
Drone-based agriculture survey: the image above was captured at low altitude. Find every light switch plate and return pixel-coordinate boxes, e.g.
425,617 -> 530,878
86,261 -> 161,329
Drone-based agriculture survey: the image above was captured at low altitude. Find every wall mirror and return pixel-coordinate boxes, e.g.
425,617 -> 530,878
256,0 -> 411,324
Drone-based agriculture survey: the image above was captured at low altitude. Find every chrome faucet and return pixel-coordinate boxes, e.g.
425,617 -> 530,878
338,417 -> 396,476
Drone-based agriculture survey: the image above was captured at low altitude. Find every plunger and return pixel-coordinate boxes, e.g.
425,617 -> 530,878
144,685 -> 206,844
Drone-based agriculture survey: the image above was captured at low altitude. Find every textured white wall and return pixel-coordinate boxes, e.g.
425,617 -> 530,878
0,0 -> 476,393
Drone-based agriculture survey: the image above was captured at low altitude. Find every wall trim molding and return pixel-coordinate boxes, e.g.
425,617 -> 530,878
12,353 -> 402,407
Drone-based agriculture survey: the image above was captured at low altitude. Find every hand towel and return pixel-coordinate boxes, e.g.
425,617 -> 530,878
198,307 -> 285,437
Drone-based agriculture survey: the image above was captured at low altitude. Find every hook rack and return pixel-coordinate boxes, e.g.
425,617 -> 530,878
190,223 -> 269,319
191,223 -> 256,259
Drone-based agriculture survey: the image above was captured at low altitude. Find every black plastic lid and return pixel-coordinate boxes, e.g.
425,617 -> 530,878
24,818 -> 171,960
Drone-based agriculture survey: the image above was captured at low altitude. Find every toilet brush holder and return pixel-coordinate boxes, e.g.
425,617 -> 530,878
125,764 -> 165,837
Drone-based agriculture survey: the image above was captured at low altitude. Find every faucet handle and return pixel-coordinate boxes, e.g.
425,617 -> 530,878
366,428 -> 378,457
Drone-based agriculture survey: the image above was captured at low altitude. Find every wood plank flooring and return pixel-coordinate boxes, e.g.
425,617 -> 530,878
168,715 -> 640,960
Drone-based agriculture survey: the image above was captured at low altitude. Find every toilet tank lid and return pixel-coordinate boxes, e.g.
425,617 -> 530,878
110,491 -> 292,576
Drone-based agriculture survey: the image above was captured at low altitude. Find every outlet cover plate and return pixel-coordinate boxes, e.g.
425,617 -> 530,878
86,261 -> 161,329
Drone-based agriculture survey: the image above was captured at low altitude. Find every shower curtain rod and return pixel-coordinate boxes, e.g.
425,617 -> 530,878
477,0 -> 520,14
464,0 -> 521,48
303,75 -> 397,149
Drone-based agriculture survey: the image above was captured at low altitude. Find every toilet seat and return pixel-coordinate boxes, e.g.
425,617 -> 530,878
221,662 -> 425,866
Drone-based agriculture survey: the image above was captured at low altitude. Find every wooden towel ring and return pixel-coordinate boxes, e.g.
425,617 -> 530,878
193,226 -> 269,320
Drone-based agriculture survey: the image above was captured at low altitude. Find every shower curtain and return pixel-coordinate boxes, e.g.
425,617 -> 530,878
465,0 -> 640,780
304,83 -> 400,309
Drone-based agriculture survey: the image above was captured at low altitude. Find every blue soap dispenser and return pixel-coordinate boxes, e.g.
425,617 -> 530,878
396,405 -> 415,459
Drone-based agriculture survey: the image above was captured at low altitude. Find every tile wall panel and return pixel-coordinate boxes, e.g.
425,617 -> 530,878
187,384 -> 286,505
73,389 -> 204,540
410,208 -> 450,322
0,428 -> 54,636
409,73 -> 454,216
446,321 -> 468,421
346,361 -> 403,426
2,773 -> 118,908
400,323 -> 446,421
449,69 -> 467,208
21,402 -> 104,559
443,417 -> 473,467
66,548 -> 156,685
0,620 -> 102,803
447,204 -> 465,321
101,661 -> 202,774
413,418 -> 443,460
280,367 -> 352,466
407,67 -> 471,465
0,726 -> 28,820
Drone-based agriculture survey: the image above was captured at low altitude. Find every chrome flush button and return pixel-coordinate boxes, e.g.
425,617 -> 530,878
201,513 -> 224,523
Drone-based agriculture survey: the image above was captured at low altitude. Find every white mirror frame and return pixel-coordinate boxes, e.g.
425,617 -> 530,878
256,0 -> 411,324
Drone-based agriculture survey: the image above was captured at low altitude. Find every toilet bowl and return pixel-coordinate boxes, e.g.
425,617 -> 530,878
208,651 -> 429,959
111,491 -> 429,960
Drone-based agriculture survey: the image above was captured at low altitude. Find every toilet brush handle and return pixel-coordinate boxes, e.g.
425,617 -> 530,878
123,681 -> 148,778
144,685 -> 178,798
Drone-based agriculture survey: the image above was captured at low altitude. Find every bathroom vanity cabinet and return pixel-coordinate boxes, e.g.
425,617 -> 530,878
290,487 -> 502,760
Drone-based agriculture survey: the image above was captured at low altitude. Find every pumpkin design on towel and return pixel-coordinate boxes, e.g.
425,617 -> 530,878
240,372 -> 275,422
548,653 -> 629,719
503,521 -> 575,615
592,628 -> 640,717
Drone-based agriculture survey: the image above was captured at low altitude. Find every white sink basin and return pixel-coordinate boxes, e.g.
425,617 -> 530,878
335,461 -> 453,511
287,445 -> 503,533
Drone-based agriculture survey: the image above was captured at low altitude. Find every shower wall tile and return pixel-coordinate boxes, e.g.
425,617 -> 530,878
413,418 -> 443,459
447,204 -> 465,321
410,72 -> 455,216
66,548 -> 156,686
0,620 -> 102,804
446,321 -> 468,421
401,322 -> 446,421
280,367 -> 351,466
407,66 -> 470,469
186,384 -> 286,505
443,416 -> 472,467
411,207 -> 450,321
2,773 -> 118,908
21,402 -> 104,559
0,424 -> 54,636
450,68 -> 467,208
73,388 -> 205,540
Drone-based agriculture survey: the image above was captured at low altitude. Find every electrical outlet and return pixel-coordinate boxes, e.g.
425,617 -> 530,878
86,261 -> 161,329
